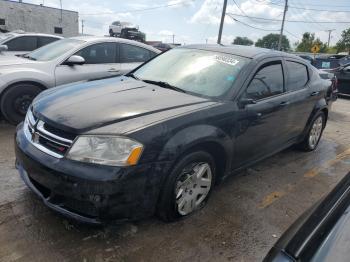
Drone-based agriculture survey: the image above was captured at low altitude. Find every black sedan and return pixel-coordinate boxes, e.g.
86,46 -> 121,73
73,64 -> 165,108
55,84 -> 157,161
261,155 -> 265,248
264,172 -> 350,262
15,45 -> 334,224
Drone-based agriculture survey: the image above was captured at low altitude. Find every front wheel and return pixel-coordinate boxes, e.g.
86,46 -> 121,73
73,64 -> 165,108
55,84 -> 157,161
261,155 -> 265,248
0,84 -> 42,125
298,112 -> 325,151
157,151 -> 216,222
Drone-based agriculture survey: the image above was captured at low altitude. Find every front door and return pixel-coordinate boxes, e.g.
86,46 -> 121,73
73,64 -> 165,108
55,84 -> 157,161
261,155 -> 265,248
55,42 -> 121,86
233,60 -> 293,168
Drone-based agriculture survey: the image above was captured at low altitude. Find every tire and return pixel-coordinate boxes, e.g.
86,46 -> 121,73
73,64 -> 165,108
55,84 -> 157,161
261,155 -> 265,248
0,83 -> 42,125
157,151 -> 216,222
109,29 -> 114,37
298,111 -> 326,151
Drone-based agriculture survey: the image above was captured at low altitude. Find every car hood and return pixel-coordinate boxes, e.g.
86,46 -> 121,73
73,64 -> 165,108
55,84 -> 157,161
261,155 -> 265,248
33,77 -> 212,133
0,54 -> 35,66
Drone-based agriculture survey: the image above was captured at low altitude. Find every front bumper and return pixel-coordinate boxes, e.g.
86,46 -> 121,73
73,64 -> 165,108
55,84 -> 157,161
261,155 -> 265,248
15,123 -> 171,224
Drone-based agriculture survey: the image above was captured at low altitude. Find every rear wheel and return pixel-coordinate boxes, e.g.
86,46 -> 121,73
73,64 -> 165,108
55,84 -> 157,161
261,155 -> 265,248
298,112 -> 325,151
157,151 -> 216,222
0,83 -> 42,125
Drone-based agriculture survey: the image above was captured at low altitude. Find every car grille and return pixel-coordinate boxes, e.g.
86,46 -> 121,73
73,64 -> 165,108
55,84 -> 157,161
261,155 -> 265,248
23,109 -> 76,158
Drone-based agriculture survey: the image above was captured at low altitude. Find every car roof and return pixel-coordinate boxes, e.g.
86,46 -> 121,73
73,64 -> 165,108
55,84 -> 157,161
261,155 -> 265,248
8,31 -> 63,38
180,44 -> 296,59
69,36 -> 160,53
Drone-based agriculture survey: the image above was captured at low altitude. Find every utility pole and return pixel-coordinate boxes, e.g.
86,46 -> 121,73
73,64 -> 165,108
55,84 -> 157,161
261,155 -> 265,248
325,29 -> 336,47
278,0 -> 288,51
217,0 -> 228,44
172,34 -> 175,44
81,19 -> 84,35
206,38 -> 208,44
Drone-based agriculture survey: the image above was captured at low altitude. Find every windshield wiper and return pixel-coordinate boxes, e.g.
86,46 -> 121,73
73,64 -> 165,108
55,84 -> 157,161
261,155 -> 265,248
22,55 -> 36,61
127,73 -> 140,80
142,79 -> 186,93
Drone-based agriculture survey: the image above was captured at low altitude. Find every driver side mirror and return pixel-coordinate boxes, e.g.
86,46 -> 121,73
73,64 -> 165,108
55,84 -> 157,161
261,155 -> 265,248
0,45 -> 8,52
238,98 -> 257,108
64,55 -> 85,66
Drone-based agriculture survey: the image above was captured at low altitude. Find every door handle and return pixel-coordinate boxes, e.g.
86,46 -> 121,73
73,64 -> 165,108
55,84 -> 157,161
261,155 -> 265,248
279,101 -> 290,106
310,91 -> 320,96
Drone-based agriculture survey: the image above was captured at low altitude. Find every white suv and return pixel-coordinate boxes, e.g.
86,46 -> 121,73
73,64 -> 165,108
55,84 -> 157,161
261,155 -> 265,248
109,21 -> 138,36
0,36 -> 160,124
0,31 -> 62,56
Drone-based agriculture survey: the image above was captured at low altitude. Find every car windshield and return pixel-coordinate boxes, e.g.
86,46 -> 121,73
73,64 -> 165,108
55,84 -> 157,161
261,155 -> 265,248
26,39 -> 84,61
133,48 -> 250,98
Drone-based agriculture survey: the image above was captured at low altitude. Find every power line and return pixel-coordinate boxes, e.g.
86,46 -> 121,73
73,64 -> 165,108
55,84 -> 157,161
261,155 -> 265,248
227,14 -> 279,31
257,1 -> 350,13
226,12 -> 350,24
80,0 -> 194,16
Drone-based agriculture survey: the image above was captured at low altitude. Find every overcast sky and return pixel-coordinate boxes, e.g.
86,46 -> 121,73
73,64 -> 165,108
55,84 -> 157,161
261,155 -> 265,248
25,0 -> 350,46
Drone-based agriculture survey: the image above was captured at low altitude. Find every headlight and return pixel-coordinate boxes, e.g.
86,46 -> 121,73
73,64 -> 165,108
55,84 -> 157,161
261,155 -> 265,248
67,136 -> 143,166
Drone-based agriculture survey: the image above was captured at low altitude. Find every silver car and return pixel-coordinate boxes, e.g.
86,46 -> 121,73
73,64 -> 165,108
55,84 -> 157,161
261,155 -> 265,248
0,31 -> 63,56
0,36 -> 160,124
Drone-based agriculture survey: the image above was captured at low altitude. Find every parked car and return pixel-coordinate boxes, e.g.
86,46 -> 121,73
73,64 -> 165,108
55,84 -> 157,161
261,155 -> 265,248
264,171 -> 350,262
152,43 -> 173,52
312,55 -> 350,97
0,31 -> 62,56
109,21 -> 145,42
0,36 -> 160,124
15,45 -> 334,224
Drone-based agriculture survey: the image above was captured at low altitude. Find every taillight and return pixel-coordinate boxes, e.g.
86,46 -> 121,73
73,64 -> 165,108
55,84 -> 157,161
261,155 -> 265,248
332,77 -> 338,91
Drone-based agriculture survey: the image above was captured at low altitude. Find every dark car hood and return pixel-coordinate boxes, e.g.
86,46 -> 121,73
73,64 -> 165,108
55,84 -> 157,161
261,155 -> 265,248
33,77 -> 211,133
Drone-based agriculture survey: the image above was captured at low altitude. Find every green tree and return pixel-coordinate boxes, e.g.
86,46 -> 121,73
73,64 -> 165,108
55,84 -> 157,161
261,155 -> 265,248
296,32 -> 328,53
255,33 -> 290,51
336,28 -> 350,54
232,36 -> 254,46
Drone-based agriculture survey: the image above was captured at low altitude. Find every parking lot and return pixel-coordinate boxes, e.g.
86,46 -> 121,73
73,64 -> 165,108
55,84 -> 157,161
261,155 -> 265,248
0,98 -> 349,262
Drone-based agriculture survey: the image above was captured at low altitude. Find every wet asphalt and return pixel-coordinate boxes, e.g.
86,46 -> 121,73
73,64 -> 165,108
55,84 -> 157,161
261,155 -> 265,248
0,99 -> 349,262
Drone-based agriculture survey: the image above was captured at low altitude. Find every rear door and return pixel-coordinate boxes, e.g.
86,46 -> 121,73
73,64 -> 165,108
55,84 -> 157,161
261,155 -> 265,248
233,59 -> 294,167
119,43 -> 156,74
54,42 -> 121,86
283,59 -> 317,138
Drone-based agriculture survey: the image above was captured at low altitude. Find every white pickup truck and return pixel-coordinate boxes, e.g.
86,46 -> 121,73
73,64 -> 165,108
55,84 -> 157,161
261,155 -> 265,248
109,21 -> 145,42
109,21 -> 138,37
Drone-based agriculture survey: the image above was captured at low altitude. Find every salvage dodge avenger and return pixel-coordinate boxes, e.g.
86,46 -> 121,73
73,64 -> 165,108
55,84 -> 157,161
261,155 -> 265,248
15,45 -> 335,224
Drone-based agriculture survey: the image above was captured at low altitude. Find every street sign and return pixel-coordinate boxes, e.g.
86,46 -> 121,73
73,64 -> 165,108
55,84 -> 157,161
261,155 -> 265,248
311,45 -> 320,54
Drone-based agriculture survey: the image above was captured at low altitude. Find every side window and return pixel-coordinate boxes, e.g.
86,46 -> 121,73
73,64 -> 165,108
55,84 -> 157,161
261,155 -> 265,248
37,37 -> 59,48
75,42 -> 116,64
120,43 -> 150,63
149,51 -> 157,59
5,36 -> 37,51
244,63 -> 284,100
286,61 -> 308,91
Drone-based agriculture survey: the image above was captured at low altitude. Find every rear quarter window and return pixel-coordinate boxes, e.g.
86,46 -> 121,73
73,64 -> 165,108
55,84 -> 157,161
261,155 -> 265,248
286,61 -> 309,91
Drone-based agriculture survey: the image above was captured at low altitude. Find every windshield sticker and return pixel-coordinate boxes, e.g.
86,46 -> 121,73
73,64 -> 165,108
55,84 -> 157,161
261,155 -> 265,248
321,61 -> 331,69
215,55 -> 240,66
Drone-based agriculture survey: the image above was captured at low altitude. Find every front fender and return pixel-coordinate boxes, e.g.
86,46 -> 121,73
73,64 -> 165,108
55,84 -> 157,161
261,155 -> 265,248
0,68 -> 54,93
158,124 -> 232,170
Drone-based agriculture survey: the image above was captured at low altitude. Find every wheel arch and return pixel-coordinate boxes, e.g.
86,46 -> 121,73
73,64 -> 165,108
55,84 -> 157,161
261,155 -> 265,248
158,124 -> 233,182
300,99 -> 329,141
0,81 -> 47,115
